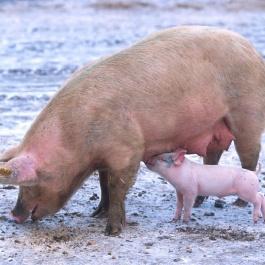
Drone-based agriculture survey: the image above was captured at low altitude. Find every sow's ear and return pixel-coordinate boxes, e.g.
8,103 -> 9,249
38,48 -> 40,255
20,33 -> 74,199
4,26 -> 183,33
0,155 -> 38,186
173,149 -> 187,166
0,145 -> 19,162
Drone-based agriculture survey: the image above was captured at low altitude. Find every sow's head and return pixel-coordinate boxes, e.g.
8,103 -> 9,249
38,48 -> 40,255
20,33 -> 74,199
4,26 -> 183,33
0,155 -> 65,223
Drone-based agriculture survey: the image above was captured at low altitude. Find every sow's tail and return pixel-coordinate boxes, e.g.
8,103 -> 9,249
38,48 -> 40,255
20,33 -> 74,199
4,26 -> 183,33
255,162 -> 262,175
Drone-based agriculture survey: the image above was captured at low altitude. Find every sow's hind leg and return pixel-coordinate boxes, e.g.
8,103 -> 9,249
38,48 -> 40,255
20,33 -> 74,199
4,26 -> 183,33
229,108 -> 265,207
233,134 -> 262,207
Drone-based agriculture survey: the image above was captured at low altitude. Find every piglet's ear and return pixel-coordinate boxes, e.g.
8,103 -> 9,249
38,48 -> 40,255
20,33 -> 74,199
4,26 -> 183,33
0,155 -> 38,186
173,149 -> 187,166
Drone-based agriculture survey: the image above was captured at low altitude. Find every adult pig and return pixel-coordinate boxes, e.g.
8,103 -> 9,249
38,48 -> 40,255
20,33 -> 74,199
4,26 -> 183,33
146,149 -> 265,224
0,26 -> 265,235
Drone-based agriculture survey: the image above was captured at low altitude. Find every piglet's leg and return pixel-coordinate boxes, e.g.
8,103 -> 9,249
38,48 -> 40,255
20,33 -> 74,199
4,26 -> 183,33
252,194 -> 262,224
194,151 -> 223,207
260,193 -> 265,223
173,192 -> 183,222
183,193 -> 196,224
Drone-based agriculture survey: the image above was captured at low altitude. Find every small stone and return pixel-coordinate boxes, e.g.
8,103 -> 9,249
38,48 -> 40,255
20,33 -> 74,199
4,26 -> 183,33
204,212 -> 215,216
209,235 -> 217,240
245,235 -> 255,241
0,216 -> 7,221
145,242 -> 154,247
86,240 -> 94,246
186,246 -> 192,253
90,193 -> 99,200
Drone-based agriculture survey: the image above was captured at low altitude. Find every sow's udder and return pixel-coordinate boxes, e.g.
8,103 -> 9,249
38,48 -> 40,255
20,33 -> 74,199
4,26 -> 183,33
180,119 -> 235,156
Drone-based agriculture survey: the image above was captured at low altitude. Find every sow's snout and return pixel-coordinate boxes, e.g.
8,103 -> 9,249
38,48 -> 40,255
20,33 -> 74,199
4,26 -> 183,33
9,185 -> 62,224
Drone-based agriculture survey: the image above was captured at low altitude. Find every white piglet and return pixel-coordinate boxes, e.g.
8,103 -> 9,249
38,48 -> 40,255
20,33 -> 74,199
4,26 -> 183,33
146,149 -> 265,224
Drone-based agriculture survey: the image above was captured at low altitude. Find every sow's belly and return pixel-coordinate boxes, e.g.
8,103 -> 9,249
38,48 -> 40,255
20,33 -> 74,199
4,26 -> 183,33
142,118 -> 235,161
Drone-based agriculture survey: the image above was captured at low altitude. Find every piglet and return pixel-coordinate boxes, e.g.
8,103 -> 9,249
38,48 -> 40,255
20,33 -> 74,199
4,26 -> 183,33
146,149 -> 265,224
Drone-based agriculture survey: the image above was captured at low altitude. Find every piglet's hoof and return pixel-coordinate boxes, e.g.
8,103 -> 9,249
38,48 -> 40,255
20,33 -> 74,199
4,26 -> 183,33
232,198 -> 248,207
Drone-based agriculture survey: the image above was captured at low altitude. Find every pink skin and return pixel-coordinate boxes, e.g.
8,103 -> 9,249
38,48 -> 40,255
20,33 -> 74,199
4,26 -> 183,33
9,211 -> 23,224
146,149 -> 265,224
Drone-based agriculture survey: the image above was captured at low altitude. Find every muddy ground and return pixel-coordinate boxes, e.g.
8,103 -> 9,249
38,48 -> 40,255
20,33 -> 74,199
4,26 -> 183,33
0,0 -> 265,264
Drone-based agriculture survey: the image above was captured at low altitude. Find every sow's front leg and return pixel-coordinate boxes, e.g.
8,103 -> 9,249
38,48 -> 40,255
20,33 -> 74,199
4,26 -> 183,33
91,165 -> 138,236
105,159 -> 140,236
97,135 -> 143,236
91,170 -> 110,218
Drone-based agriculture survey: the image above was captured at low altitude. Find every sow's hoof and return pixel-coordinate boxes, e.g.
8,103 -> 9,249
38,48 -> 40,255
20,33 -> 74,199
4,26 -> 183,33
90,206 -> 109,218
105,223 -> 122,236
104,206 -> 125,236
193,196 -> 208,207
232,198 -> 248,207
214,199 -> 226,208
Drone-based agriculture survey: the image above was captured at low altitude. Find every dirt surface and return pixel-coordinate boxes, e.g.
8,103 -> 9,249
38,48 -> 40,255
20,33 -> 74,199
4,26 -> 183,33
1,1 -> 265,264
